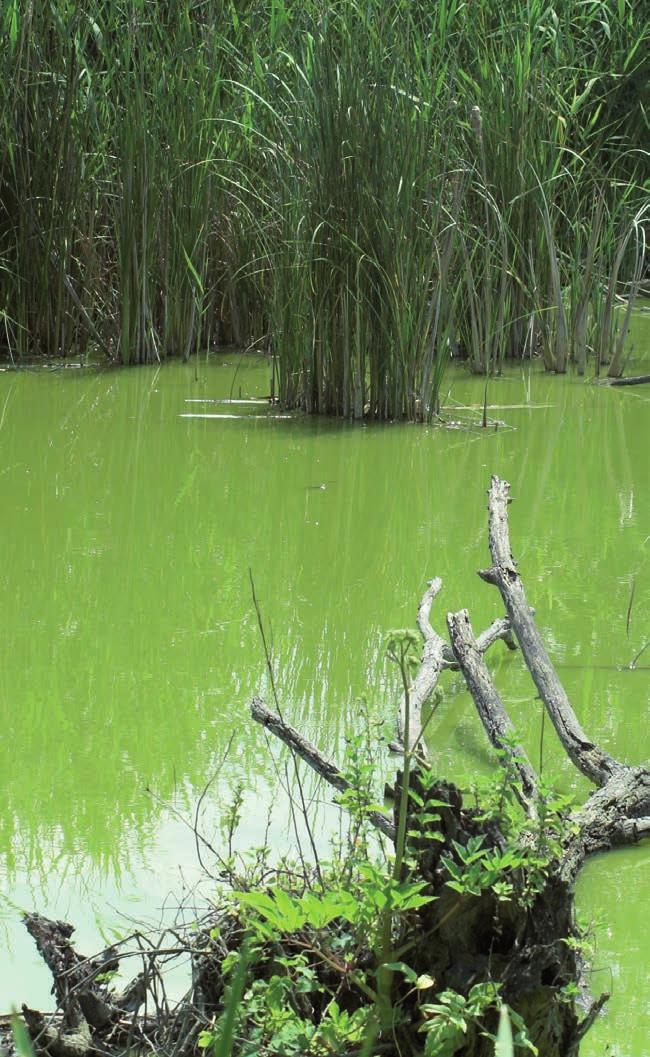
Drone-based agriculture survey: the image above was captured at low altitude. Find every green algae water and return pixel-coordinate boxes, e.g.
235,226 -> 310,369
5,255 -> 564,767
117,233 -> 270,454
1,341 -> 649,1053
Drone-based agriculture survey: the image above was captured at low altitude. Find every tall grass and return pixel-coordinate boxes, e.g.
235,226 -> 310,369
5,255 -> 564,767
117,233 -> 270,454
0,0 -> 647,413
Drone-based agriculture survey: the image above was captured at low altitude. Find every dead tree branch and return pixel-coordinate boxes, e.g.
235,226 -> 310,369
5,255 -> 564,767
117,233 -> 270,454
395,580 -> 517,756
441,616 -> 517,670
446,608 -> 539,817
250,696 -> 395,840
479,475 -> 621,786
395,578 -> 446,758
466,476 -> 650,882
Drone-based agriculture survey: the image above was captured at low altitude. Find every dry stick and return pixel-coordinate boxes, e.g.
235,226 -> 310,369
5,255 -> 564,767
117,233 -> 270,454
441,615 -> 517,670
395,579 -> 516,755
573,992 -> 611,1045
480,476 -> 621,787
395,578 -> 447,759
446,608 -> 539,818
250,697 -> 395,841
249,571 -> 324,886
193,733 -> 236,879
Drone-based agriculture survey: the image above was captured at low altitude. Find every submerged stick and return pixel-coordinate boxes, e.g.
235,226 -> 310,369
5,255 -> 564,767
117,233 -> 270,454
595,374 -> 650,387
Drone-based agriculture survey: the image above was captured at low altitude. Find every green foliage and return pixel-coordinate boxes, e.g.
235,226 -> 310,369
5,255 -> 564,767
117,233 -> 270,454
0,1 -> 646,399
449,765 -> 578,907
420,983 -> 502,1056
10,1014 -> 36,1057
235,869 -> 434,947
421,990 -> 536,1057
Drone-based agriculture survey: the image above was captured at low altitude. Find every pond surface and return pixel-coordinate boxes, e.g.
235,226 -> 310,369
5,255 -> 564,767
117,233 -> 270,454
1,334 -> 649,1053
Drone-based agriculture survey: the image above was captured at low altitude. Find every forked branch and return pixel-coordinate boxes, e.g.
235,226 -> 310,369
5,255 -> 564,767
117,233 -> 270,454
395,580 -> 516,756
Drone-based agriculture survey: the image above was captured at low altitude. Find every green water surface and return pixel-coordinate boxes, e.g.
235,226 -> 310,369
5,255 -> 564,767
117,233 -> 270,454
1,343 -> 648,1053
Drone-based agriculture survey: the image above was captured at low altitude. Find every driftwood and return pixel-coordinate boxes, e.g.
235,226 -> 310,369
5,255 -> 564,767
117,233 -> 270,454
13,476 -> 650,1057
473,477 -> 649,879
596,373 -> 650,387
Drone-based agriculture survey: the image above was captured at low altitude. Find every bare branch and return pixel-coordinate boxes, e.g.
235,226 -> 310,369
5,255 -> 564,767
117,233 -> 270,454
481,476 -> 621,786
572,992 -> 610,1046
446,609 -> 539,817
441,616 -> 517,670
396,579 -> 446,759
250,697 -> 395,841
416,577 -> 442,640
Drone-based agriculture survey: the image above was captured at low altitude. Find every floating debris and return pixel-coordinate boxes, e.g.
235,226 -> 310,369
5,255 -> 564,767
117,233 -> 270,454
180,412 -> 294,420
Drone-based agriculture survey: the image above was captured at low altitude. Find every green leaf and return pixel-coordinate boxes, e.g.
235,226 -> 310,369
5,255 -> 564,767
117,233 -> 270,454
383,961 -> 418,983
416,973 -> 436,990
11,1016 -> 36,1057
495,1005 -> 514,1057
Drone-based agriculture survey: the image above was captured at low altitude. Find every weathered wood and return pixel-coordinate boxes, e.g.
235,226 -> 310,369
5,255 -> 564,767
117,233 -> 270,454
395,578 -> 446,758
22,914 -> 130,1031
441,617 -> 517,669
395,581 -> 517,756
470,477 -> 650,883
480,475 -> 621,786
250,697 -> 396,840
20,1008 -> 91,1057
596,373 -> 650,387
446,608 -> 539,817
560,767 -> 650,883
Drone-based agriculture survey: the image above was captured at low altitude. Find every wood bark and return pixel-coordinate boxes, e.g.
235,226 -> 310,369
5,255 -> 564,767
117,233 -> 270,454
446,608 -> 539,817
395,577 -> 446,758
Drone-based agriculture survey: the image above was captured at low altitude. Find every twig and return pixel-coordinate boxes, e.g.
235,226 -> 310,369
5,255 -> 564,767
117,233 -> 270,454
250,698 -> 395,841
249,570 -> 325,885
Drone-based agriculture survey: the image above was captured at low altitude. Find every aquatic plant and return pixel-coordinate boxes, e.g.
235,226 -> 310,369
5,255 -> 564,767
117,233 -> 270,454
0,0 -> 647,410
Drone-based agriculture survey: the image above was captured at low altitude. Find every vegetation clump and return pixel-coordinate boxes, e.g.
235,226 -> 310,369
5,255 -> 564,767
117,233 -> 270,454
1,2 -> 648,414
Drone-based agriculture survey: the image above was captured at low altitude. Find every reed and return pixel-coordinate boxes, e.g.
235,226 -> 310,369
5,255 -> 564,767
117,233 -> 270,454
0,0 -> 647,413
